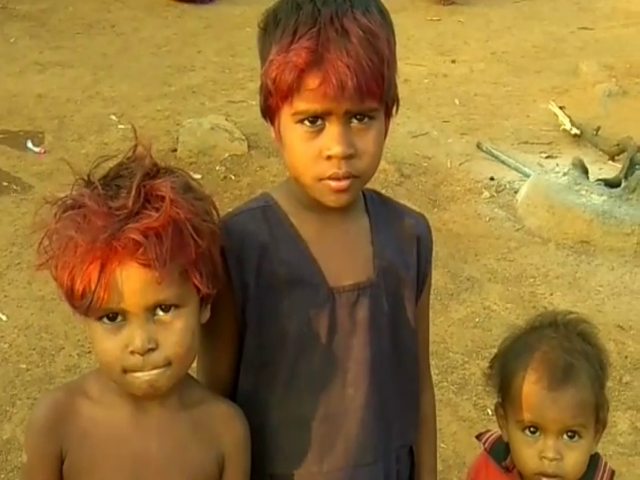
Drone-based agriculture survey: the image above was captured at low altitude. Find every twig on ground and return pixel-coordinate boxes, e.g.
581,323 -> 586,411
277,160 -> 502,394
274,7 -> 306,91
548,101 -> 582,136
548,101 -> 640,187
476,141 -> 534,178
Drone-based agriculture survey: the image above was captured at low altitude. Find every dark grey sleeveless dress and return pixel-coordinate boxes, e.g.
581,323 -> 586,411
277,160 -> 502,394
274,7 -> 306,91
221,189 -> 433,480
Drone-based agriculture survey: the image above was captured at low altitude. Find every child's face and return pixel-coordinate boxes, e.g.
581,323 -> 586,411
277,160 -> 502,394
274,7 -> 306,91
273,71 -> 388,209
86,261 -> 210,398
497,370 -> 603,480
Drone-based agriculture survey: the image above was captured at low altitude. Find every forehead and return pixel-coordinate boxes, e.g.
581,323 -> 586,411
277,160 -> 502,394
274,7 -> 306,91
507,369 -> 596,426
287,71 -> 383,113
102,261 -> 190,308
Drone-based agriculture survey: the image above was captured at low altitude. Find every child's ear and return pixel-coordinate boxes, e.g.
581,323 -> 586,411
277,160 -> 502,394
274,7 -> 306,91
270,124 -> 281,145
593,417 -> 608,451
269,118 -> 283,145
592,402 -> 609,449
495,401 -> 509,442
199,302 -> 212,325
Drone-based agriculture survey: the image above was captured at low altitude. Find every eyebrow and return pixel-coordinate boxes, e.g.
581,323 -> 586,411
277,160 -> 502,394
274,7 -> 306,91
95,296 -> 183,315
514,419 -> 590,430
290,107 -> 382,118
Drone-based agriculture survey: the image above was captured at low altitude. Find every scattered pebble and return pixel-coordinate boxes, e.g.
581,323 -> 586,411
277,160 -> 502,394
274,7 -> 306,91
109,114 -> 129,129
25,139 -> 45,155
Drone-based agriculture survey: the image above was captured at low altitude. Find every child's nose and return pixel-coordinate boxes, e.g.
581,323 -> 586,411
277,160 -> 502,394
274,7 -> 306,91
323,124 -> 356,160
539,438 -> 562,462
128,322 -> 159,356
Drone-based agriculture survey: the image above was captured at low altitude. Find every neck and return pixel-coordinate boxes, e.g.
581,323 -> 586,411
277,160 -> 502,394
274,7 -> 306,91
278,177 -> 365,220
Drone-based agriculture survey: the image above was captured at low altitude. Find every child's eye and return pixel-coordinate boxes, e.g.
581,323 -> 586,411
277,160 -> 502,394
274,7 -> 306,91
99,312 -> 123,325
523,426 -> 540,437
301,116 -> 324,129
564,430 -> 581,442
154,304 -> 177,317
351,113 -> 372,124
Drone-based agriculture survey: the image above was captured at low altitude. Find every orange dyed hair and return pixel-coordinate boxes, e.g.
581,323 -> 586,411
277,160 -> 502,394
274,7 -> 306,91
37,140 -> 222,316
257,0 -> 399,125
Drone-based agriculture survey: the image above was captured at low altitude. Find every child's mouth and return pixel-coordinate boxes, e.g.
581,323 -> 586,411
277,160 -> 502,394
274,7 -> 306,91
325,178 -> 353,192
324,172 -> 356,192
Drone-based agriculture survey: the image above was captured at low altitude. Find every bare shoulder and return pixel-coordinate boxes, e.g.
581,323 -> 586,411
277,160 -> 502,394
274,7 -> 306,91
200,392 -> 250,478
26,375 -> 87,437
200,389 -> 249,441
188,379 -> 250,452
23,374 -> 92,479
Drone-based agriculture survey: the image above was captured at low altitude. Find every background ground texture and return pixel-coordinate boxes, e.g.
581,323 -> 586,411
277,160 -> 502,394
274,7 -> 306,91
1,0 -> 639,478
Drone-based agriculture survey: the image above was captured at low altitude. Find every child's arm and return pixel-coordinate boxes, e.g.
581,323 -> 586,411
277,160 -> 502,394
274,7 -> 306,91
198,276 -> 242,398
22,392 -> 66,480
221,403 -> 251,480
416,274 -> 438,480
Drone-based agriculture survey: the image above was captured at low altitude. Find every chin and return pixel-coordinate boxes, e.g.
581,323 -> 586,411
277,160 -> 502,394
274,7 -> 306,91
126,383 -> 174,399
319,191 -> 364,209
119,374 -> 178,399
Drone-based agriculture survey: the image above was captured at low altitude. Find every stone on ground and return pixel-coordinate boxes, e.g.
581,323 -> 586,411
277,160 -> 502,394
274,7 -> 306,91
177,114 -> 248,165
516,168 -> 640,252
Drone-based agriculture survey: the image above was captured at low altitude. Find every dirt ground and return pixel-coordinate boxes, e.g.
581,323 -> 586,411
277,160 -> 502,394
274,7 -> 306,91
1,0 -> 639,477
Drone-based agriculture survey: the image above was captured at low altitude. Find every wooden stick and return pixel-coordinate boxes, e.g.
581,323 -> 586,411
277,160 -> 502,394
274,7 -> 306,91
547,100 -> 640,185
548,101 -> 581,136
547,100 -> 629,159
476,141 -> 534,178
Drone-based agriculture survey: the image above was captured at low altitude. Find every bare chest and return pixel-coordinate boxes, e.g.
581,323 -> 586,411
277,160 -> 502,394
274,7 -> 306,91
62,415 -> 222,480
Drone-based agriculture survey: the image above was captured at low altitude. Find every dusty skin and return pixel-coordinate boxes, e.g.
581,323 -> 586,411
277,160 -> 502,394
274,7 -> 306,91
1,0 -> 639,478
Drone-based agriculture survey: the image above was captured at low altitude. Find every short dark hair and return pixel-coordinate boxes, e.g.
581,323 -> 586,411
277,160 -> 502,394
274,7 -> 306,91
257,0 -> 399,124
487,310 -> 610,428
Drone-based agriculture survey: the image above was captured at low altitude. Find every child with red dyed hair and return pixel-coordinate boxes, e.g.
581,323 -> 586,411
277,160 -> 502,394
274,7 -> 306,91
24,141 -> 250,480
198,1 -> 438,479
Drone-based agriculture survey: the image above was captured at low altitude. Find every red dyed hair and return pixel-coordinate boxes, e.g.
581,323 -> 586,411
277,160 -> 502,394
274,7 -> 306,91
37,139 -> 222,315
257,0 -> 399,125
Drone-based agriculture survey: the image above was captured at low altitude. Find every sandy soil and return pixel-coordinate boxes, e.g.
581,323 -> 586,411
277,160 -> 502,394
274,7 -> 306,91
1,0 -> 638,478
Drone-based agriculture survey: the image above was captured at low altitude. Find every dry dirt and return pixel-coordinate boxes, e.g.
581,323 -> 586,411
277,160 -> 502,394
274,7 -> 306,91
1,0 -> 639,478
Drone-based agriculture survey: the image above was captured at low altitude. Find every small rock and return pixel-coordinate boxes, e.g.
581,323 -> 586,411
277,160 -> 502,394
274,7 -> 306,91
0,174 -> 35,196
577,60 -> 609,82
177,115 -> 248,165
594,80 -> 625,98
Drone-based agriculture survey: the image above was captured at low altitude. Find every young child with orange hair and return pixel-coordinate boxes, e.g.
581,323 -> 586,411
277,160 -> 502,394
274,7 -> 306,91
24,141 -> 250,480
197,1 -> 438,479
468,310 -> 615,480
